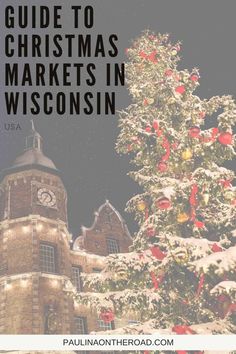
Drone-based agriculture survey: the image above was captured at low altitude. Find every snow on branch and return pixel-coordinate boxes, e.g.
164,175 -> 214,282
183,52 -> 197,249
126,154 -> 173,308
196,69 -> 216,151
191,246 -> 236,275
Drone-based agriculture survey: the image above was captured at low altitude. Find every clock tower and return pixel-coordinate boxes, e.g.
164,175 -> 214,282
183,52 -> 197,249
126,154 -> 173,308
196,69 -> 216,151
0,121 -> 67,224
0,121 -> 72,335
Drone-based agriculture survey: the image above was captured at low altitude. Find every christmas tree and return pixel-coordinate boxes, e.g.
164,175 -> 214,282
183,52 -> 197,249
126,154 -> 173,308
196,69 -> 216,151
74,31 -> 236,339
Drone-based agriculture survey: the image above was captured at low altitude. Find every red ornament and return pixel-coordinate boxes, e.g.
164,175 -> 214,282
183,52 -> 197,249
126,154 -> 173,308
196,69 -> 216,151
172,325 -> 196,335
152,120 -> 159,131
218,132 -> 233,145
189,126 -> 201,138
139,51 -> 148,59
211,243 -> 223,253
156,197 -> 171,210
165,69 -> 173,76
190,74 -> 199,81
148,51 -> 158,63
157,161 -> 168,172
150,246 -> 166,260
175,85 -> 186,94
145,125 -> 152,133
194,220 -> 205,229
146,227 -> 155,237
212,127 -> 219,136
99,309 -> 114,323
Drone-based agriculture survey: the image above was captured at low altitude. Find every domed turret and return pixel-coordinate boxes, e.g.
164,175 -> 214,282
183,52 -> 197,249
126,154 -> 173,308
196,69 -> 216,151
6,121 -> 58,174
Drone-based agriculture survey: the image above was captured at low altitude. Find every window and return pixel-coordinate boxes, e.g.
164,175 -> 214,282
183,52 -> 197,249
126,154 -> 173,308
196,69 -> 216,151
97,319 -> 115,331
72,266 -> 83,291
74,316 -> 87,334
40,243 -> 56,273
92,268 -> 102,273
106,238 -> 120,254
128,320 -> 140,325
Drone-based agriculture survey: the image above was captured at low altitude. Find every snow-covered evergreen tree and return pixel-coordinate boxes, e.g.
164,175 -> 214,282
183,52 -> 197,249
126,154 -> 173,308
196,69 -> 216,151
74,31 -> 236,340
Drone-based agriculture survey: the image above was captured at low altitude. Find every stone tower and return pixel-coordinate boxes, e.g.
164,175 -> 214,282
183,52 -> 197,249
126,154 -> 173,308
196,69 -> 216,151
0,122 -> 132,337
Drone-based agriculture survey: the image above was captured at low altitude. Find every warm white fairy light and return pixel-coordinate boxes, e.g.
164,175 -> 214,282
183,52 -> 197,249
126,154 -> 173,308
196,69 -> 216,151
36,223 -> 43,231
5,280 -> 12,290
22,225 -> 31,234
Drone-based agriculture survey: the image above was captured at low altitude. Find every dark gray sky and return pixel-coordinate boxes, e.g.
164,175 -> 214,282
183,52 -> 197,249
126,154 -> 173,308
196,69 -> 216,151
0,0 -> 236,236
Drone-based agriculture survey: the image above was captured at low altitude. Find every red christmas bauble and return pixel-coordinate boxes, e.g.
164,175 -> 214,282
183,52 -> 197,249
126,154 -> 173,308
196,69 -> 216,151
218,132 -> 233,145
175,85 -> 185,94
156,197 -> 171,209
145,125 -> 152,133
139,51 -> 147,59
211,243 -> 223,253
190,74 -> 199,81
152,120 -> 159,131
194,220 -> 205,229
148,51 -> 158,63
99,309 -> 114,323
157,161 -> 168,172
189,126 -> 201,138
165,69 -> 173,76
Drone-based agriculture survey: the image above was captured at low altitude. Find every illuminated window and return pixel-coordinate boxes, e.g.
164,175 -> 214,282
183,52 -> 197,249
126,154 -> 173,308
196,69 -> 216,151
74,316 -> 87,334
72,266 -> 83,291
97,319 -> 115,331
40,243 -> 56,273
106,238 -> 120,254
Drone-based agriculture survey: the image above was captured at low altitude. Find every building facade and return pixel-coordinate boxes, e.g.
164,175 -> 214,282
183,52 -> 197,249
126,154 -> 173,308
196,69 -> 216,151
0,123 -> 132,342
